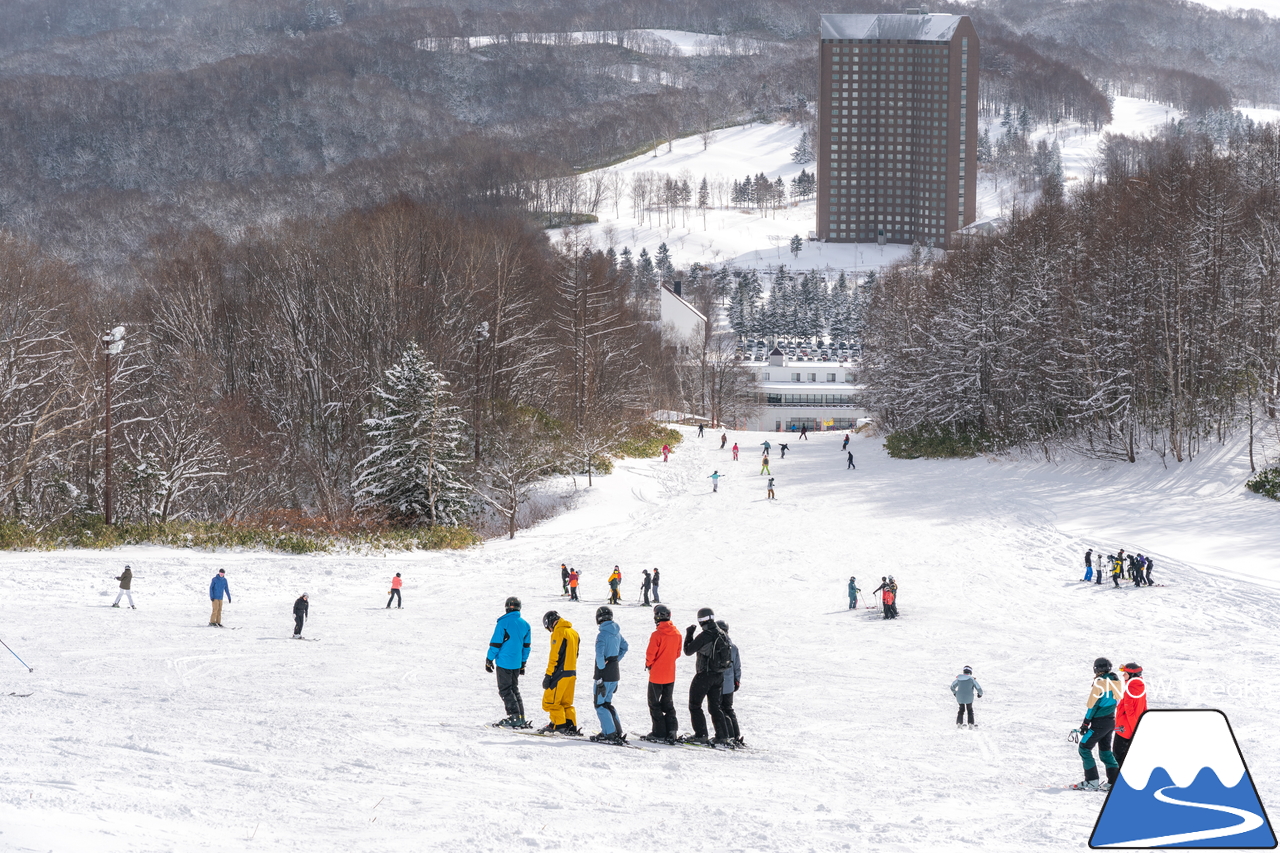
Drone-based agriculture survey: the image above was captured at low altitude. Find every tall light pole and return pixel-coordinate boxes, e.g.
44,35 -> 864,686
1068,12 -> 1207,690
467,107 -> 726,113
100,326 -> 125,525
473,321 -> 489,461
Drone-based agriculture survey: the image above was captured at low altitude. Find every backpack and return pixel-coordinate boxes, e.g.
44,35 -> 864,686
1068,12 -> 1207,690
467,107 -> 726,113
709,631 -> 734,673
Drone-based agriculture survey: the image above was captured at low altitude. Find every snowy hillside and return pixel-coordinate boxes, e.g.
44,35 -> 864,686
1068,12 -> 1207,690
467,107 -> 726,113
551,96 -> 1276,273
2,429 -> 1278,852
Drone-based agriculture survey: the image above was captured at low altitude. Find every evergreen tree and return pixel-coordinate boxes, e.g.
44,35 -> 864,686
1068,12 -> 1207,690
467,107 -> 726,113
697,177 -> 710,210
353,343 -> 470,526
635,248 -> 657,292
655,243 -> 675,283
790,235 -> 804,259
977,129 -> 992,163
792,130 -> 814,164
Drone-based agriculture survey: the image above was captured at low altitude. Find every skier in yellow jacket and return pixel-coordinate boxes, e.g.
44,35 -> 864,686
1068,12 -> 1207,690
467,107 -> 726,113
539,611 -> 581,734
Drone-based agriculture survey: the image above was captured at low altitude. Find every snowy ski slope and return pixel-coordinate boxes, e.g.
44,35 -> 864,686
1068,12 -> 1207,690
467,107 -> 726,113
1,428 -> 1278,852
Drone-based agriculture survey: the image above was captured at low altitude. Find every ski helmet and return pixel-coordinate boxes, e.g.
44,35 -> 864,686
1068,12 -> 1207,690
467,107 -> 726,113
716,620 -> 729,633
1093,657 -> 1113,674
596,606 -> 613,624
1121,662 -> 1143,676
696,607 -> 715,623
505,596 -> 521,612
963,666 -> 973,675
543,611 -> 560,631
652,604 -> 671,622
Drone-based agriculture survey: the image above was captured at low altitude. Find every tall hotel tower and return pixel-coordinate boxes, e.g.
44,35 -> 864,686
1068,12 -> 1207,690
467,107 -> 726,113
818,11 -> 978,248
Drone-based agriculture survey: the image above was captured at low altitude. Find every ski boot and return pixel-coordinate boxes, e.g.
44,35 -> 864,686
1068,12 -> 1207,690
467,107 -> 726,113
639,733 -> 676,745
1070,779 -> 1104,791
555,723 -> 582,737
712,737 -> 734,748
681,734 -> 711,746
536,722 -> 558,734
732,736 -> 746,748
111,603 -> 120,608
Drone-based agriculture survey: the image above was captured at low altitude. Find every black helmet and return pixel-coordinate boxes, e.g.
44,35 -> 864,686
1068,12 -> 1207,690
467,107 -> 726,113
716,619 -> 729,633
653,604 -> 671,622
696,607 -> 715,623
1093,657 -> 1113,674
543,611 -> 560,631
963,665 -> 973,675
1121,662 -> 1143,676
505,596 -> 521,612
596,606 -> 613,624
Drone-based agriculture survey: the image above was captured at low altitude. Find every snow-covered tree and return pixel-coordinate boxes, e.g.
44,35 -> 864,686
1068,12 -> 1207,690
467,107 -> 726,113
792,131 -> 814,164
789,235 -> 804,259
353,344 -> 470,526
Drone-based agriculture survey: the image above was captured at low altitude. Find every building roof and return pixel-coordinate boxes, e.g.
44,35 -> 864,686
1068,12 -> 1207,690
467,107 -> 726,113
820,13 -> 965,42
660,284 -> 708,323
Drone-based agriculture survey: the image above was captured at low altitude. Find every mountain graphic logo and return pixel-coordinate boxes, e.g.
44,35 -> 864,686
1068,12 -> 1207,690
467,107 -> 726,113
1090,709 -> 1277,848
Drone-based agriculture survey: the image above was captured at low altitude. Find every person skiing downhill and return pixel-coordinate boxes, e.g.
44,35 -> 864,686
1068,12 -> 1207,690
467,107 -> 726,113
766,477 -> 775,500
487,596 -> 532,728
112,565 -> 135,609
847,451 -> 855,470
608,566 -> 622,605
842,433 -> 850,451
568,569 -> 580,601
642,604 -> 682,743
292,593 -> 308,638
697,423 -> 705,438
683,608 -> 732,745
208,569 -> 231,627
778,443 -> 789,459
760,457 -> 771,476
540,612 -> 581,734
589,606 -> 630,743
760,440 -> 771,456
848,576 -> 860,610
387,573 -> 403,608
709,471 -> 724,492
732,443 -> 739,461
951,666 -> 984,728
1112,662 -> 1147,767
1072,657 -> 1124,790
641,569 -> 652,606
717,620 -> 744,747
1083,549 -> 1094,583
662,444 -> 671,462
720,433 -> 727,449
651,568 -> 661,604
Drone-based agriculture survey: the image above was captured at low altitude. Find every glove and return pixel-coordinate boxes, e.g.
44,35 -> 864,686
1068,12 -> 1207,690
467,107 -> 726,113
686,625 -> 697,637
518,666 -> 526,676
485,659 -> 494,673
1079,720 -> 1092,733
542,674 -> 554,690
594,679 -> 605,698
734,680 -> 740,690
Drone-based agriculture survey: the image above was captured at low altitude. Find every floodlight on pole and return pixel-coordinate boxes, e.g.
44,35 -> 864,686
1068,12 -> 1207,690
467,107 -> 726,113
100,326 -> 126,525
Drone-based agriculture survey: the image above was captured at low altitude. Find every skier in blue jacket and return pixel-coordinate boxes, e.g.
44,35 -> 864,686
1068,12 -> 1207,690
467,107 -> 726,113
487,597 -> 533,728
589,606 -> 629,743
208,569 -> 231,627
951,665 -> 984,728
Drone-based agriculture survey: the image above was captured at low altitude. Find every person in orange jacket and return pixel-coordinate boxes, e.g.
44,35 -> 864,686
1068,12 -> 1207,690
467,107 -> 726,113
386,573 -> 403,609
641,604 -> 682,743
568,569 -> 580,601
539,611 -> 580,735
608,566 -> 622,604
1113,662 -> 1147,767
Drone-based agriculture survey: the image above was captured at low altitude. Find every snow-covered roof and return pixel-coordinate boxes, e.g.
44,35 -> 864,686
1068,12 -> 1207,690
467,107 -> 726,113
820,13 -> 965,42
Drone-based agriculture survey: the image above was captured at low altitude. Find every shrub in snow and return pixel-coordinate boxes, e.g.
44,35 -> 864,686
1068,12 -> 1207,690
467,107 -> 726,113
1246,466 -> 1280,501
884,422 -> 1002,460
353,344 -> 471,526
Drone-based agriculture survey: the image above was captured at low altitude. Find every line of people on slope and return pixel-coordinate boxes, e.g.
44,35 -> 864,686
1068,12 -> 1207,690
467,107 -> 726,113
1072,658 -> 1147,791
559,564 -> 662,605
1082,549 -> 1156,588
485,599 -> 745,747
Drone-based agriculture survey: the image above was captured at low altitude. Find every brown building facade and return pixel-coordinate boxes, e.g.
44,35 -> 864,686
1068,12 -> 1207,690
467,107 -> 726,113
818,11 -> 979,249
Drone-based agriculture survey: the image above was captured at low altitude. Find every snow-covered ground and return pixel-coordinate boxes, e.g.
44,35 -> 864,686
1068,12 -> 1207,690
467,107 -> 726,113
2,429 -> 1279,852
552,97 -> 1197,273
417,29 -> 768,56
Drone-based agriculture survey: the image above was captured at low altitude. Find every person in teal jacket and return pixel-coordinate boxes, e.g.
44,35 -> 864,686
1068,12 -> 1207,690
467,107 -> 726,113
1073,657 -> 1123,790
487,597 -> 532,727
848,576 -> 860,610
590,606 -> 629,743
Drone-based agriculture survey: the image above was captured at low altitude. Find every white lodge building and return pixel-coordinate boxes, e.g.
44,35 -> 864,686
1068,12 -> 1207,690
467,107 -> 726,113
744,347 -> 871,432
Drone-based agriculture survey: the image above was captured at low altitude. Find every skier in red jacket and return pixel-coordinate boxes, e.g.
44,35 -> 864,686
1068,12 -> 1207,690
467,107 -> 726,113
1113,662 -> 1147,767
641,604 -> 683,743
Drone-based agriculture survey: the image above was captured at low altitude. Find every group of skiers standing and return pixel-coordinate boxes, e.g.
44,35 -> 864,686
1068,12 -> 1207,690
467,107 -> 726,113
560,564 -> 660,606
846,576 -> 898,618
1083,548 -> 1156,587
486,597 -> 745,748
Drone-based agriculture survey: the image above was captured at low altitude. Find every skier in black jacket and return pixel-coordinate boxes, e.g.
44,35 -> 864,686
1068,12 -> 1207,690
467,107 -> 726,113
641,569 -> 652,606
293,594 -> 309,638
682,607 -> 730,745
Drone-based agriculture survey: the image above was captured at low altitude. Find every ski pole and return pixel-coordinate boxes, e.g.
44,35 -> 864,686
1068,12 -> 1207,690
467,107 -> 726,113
0,637 -> 33,672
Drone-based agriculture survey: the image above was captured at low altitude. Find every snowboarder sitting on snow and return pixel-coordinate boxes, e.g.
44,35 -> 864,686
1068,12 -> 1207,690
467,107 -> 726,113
1112,662 -> 1147,768
848,576 -> 860,610
540,611 -> 581,735
589,606 -> 629,744
293,593 -> 308,638
642,604 -> 682,743
717,620 -> 744,747
683,608 -> 732,746
112,564 -> 135,609
1072,657 -> 1123,791
487,596 -> 532,728
951,666 -> 983,728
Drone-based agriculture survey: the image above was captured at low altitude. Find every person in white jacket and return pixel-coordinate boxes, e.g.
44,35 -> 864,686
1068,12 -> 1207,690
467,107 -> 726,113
951,666 -> 983,728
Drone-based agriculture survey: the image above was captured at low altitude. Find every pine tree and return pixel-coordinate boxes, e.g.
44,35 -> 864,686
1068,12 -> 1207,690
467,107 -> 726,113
977,130 -> 992,163
789,235 -> 804,259
353,344 -> 470,526
697,177 -> 710,210
636,248 -> 657,291
792,131 -> 814,164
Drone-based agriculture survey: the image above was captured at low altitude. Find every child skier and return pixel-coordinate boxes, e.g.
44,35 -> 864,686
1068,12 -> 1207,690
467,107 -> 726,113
540,611 -> 581,735
951,665 -> 983,728
1072,657 -> 1123,790
589,606 -> 629,744
487,596 -> 532,728
1113,662 -> 1147,767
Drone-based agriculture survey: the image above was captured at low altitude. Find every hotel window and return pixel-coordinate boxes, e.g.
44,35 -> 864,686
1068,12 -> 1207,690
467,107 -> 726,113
827,373 -> 837,382
791,372 -> 801,382
808,373 -> 817,383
